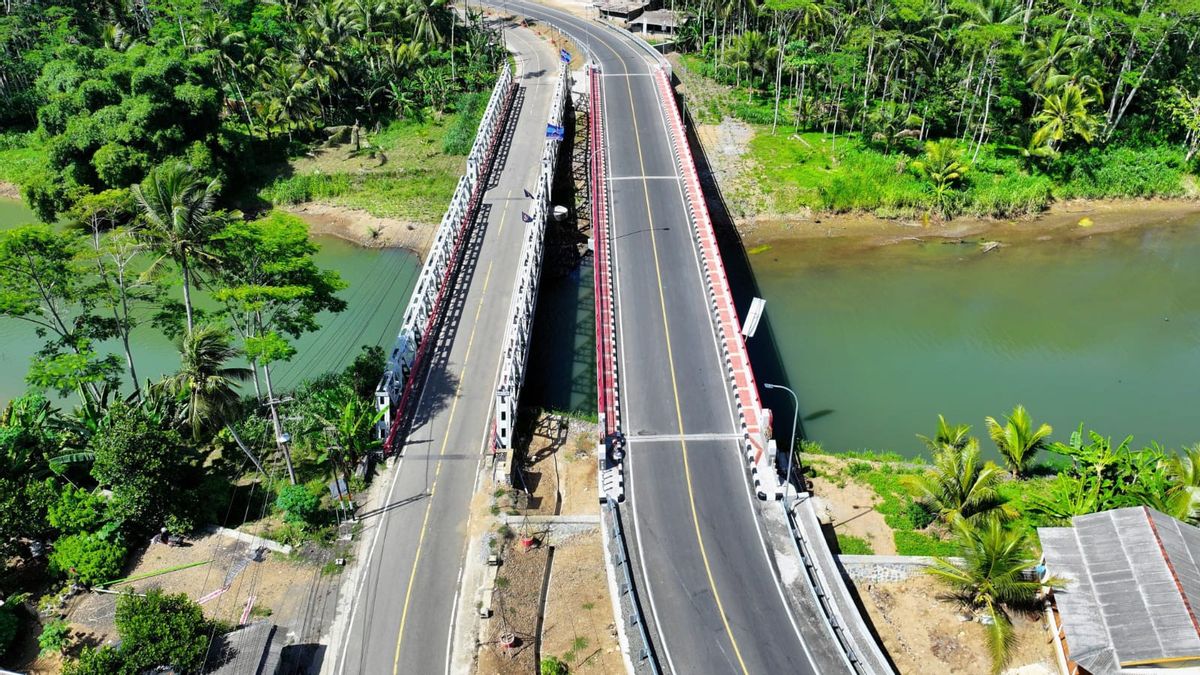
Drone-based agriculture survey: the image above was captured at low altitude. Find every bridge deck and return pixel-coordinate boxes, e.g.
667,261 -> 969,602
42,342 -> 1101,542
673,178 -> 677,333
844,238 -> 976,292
323,25 -> 559,675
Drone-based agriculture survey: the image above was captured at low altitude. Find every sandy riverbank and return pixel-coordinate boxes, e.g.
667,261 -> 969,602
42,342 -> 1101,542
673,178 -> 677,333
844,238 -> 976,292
284,202 -> 437,257
734,198 -> 1200,255
0,181 -> 20,199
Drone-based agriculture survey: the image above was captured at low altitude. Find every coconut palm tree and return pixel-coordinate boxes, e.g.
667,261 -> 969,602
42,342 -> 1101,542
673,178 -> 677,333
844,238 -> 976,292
911,139 -> 968,217
918,414 -> 972,452
132,163 -> 223,335
157,324 -> 252,440
927,518 -> 1061,674
1032,85 -> 1098,151
906,439 -> 1012,526
986,405 -> 1052,478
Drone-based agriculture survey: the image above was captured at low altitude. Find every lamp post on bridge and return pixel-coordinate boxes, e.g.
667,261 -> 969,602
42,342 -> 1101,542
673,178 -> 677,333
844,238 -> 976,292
762,382 -> 799,497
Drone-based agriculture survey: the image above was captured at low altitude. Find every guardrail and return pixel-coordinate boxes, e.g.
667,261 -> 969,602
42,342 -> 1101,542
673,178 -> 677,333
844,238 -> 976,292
590,61 -> 658,675
492,59 -> 572,451
788,498 -> 896,674
375,63 -> 516,452
650,67 -> 780,500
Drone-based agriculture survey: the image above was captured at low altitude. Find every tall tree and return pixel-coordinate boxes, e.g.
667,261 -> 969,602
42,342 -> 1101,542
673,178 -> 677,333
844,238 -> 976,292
132,162 -> 224,334
156,324 -> 252,440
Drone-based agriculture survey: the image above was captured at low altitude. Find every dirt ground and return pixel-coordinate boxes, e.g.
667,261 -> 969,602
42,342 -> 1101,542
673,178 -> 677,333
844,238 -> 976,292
801,453 -> 900,555
287,202 -> 435,255
0,181 -> 20,199
49,526 -> 337,661
521,413 -> 599,515
473,411 -> 617,674
477,542 -> 548,674
539,532 -> 623,673
854,575 -> 1057,675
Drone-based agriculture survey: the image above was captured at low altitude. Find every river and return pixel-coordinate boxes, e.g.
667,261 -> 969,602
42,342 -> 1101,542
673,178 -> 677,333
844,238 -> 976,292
750,216 -> 1200,456
5,195 -> 1199,456
0,198 -> 420,405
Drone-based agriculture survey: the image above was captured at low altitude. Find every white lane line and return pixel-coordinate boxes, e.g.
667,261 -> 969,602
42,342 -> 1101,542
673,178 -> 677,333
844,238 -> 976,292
646,67 -> 822,670
627,433 -> 746,443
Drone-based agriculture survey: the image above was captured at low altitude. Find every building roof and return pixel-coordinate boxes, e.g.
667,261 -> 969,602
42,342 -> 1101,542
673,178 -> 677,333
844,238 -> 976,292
595,0 -> 647,14
631,9 -> 684,28
1040,506 -> 1200,674
205,622 -> 283,675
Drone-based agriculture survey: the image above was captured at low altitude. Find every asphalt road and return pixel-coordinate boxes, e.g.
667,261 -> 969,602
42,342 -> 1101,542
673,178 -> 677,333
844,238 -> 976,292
324,26 -> 558,675
500,4 -> 848,673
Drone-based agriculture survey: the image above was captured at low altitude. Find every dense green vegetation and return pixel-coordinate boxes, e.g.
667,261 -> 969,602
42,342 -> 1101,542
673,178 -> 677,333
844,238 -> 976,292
0,0 -> 504,220
803,406 -> 1200,671
672,0 -> 1200,218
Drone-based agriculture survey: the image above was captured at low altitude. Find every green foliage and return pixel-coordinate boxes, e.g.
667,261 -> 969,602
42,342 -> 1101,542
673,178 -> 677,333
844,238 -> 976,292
985,405 -> 1052,478
926,520 -> 1060,674
62,645 -> 125,675
113,589 -> 213,674
541,655 -> 569,675
442,91 -> 489,155
48,485 -> 108,536
0,605 -> 18,656
836,534 -> 874,555
258,173 -> 353,205
276,482 -> 322,526
48,532 -> 127,587
894,531 -> 960,557
38,618 -> 72,656
90,402 -> 205,536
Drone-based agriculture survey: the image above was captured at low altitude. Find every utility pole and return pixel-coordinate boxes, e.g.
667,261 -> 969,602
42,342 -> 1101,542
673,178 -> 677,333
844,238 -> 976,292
262,362 -> 297,485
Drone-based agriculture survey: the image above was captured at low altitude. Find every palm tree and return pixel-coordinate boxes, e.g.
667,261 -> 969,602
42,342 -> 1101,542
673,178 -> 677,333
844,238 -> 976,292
132,163 -> 223,334
1168,445 -> 1200,522
906,440 -> 1012,526
157,324 -> 252,440
918,414 -> 972,452
986,405 -> 1052,478
1021,29 -> 1085,92
911,139 -> 968,217
926,518 -> 1061,674
309,385 -> 383,500
1032,85 -> 1098,152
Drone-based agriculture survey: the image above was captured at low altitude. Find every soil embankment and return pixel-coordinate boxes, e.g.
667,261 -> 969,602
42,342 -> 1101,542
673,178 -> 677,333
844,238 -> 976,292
285,203 -> 436,256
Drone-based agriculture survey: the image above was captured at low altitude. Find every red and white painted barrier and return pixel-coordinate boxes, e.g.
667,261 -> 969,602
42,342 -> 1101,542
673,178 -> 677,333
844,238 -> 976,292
651,68 -> 781,500
591,66 -> 620,443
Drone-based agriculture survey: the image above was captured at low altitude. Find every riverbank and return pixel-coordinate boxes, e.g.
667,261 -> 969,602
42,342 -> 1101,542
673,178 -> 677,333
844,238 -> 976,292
284,202 -> 436,257
0,180 -> 19,199
738,198 -> 1200,251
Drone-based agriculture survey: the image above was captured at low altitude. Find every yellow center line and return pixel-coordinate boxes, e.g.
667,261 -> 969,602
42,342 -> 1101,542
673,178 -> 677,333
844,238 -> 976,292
392,190 -> 511,672
613,51 -> 751,675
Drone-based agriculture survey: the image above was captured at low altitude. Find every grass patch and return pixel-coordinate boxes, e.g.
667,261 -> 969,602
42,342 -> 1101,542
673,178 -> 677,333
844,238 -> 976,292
836,534 -> 874,555
0,132 -> 50,188
260,111 -> 474,222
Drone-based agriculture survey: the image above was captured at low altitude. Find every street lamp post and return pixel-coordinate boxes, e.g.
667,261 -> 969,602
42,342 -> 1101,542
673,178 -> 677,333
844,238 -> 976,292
763,382 -> 800,494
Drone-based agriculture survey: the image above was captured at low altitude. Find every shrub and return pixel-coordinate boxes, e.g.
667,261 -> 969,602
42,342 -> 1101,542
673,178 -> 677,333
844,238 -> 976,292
48,486 -> 107,536
38,618 -> 71,655
836,534 -> 875,555
540,655 -> 569,675
847,462 -> 871,476
63,645 -> 124,675
48,532 -> 127,587
114,589 -> 212,674
905,499 -> 937,530
276,483 -> 322,526
442,91 -> 488,155
260,172 -> 353,205
0,605 -> 18,656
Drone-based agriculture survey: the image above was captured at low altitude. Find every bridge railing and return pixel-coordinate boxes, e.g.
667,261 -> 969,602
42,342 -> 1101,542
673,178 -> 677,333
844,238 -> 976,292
492,59 -> 572,453
375,63 -> 516,452
590,62 -> 660,675
650,67 -> 781,500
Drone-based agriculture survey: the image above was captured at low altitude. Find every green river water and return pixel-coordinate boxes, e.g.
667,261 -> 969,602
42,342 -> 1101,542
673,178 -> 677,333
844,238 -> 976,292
0,198 -> 421,404
751,218 -> 1200,456
4,195 -> 1199,458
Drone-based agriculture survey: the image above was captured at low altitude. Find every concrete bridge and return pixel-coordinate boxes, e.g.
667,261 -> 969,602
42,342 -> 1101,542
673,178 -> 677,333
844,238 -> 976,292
322,10 -> 893,675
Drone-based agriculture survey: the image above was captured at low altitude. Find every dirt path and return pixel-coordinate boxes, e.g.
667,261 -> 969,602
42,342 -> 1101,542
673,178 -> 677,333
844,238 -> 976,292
539,532 -> 623,673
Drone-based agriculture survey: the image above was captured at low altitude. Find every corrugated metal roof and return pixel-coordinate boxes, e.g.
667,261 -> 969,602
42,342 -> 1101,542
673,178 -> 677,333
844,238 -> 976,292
1040,507 -> 1200,675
